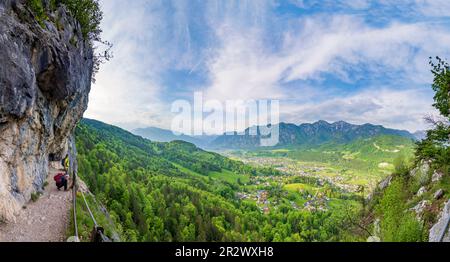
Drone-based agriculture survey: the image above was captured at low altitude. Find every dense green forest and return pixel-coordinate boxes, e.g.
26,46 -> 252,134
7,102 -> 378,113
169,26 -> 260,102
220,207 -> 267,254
75,119 -> 360,242
73,57 -> 449,242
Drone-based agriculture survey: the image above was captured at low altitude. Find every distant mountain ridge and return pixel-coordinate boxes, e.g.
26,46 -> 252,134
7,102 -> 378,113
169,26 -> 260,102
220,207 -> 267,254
132,121 -> 416,150
133,127 -> 217,148
210,120 -> 416,149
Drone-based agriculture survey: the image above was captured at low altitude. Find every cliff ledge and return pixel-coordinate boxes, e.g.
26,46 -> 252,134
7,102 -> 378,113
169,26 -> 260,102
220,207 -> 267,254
0,0 -> 93,222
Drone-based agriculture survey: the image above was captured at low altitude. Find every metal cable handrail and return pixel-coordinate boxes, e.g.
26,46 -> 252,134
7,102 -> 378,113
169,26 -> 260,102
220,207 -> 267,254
80,190 -> 98,227
72,183 -> 78,241
79,184 -> 111,242
69,167 -> 109,242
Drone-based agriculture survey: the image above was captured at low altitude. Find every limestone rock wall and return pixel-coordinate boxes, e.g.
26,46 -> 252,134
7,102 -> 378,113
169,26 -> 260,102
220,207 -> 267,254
0,0 -> 93,221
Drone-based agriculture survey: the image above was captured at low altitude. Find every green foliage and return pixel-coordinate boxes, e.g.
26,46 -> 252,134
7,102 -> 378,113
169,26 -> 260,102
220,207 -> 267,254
363,58 -> 450,243
256,135 -> 415,169
67,192 -> 121,241
27,0 -> 47,26
395,214 -> 425,242
27,0 -> 102,41
416,57 -> 450,166
30,192 -> 41,202
26,0 -> 111,82
75,119 -> 355,242
242,135 -> 415,187
376,178 -> 425,242
58,0 -> 103,40
416,127 -> 450,166
429,57 -> 450,118
393,154 -> 411,177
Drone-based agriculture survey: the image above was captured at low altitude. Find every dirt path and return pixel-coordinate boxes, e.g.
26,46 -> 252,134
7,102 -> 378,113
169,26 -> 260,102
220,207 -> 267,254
0,165 -> 72,242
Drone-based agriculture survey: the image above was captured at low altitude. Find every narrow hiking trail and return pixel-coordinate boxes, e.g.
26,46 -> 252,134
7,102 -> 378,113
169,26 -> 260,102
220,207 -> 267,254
0,165 -> 71,242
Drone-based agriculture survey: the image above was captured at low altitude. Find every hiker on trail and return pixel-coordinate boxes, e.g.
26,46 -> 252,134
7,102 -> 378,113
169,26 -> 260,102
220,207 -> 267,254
54,172 -> 69,191
54,154 -> 70,191
62,154 -> 70,173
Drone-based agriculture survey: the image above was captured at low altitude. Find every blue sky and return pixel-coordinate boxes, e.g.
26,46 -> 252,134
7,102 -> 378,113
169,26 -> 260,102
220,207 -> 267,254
85,0 -> 450,132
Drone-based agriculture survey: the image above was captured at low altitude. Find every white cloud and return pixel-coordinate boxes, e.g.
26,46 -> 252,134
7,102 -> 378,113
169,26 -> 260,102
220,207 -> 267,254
85,0 -> 180,130
418,0 -> 450,17
86,0 -> 276,130
86,0 -> 450,132
200,14 -> 450,131
204,26 -> 286,101
281,87 -> 437,132
214,14 -> 450,85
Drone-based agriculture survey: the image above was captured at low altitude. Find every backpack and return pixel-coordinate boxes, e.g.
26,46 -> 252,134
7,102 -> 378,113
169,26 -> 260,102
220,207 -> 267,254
54,173 -> 64,184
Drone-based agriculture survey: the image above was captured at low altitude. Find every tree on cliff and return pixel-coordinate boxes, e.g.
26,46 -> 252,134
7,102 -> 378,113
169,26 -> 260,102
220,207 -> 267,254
416,57 -> 450,169
28,0 -> 101,40
27,0 -> 112,81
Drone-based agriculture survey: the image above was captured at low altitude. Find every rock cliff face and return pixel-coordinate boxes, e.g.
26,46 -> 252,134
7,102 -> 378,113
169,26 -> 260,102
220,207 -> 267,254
0,0 -> 93,221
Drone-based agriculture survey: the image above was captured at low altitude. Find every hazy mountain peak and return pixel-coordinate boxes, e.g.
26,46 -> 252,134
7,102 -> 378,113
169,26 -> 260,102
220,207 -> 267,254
133,126 -> 217,148
314,120 -> 331,125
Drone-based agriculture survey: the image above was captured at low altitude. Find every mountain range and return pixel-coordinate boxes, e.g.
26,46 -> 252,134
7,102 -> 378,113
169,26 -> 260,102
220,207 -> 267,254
133,127 -> 217,148
133,120 -> 418,149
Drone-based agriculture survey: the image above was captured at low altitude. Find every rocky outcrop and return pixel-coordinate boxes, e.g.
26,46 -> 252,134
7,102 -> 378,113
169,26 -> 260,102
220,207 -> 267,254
416,186 -> 427,197
378,175 -> 392,191
410,160 -> 431,186
432,170 -> 444,183
429,200 -> 450,242
410,200 -> 430,219
0,0 -> 93,221
434,189 -> 444,200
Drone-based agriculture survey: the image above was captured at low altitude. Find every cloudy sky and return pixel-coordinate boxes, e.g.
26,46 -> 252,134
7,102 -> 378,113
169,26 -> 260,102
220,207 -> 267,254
85,0 -> 450,133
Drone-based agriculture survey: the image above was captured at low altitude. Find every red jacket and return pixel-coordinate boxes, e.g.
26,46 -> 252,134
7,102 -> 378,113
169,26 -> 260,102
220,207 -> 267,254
54,173 -> 65,184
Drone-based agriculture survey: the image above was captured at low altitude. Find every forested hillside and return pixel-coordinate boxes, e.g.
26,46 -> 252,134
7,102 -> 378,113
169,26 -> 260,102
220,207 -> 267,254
75,119 -> 359,242
72,58 -> 449,243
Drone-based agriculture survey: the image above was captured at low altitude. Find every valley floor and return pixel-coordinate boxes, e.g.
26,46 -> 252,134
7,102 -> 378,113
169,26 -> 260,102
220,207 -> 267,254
0,166 -> 71,242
